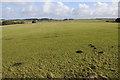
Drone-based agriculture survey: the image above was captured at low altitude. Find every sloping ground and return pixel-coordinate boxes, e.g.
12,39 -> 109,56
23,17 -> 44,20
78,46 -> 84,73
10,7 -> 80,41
2,20 -> 118,79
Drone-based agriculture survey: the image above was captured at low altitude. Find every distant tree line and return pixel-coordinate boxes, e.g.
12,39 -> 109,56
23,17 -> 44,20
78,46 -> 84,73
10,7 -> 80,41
115,18 -> 120,23
105,18 -> 120,23
1,20 -> 39,25
60,18 -> 74,20
1,18 -> 74,25
24,18 -> 74,21
2,20 -> 24,25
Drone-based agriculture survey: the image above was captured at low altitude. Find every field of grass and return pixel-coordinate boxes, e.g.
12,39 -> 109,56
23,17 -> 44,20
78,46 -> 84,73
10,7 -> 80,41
2,19 -> 118,79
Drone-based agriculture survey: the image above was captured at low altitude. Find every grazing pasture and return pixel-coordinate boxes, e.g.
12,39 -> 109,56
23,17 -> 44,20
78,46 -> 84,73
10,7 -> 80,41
2,19 -> 118,79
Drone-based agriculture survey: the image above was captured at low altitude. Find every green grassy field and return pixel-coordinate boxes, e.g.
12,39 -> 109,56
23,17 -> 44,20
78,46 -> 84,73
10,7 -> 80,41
2,19 -> 118,78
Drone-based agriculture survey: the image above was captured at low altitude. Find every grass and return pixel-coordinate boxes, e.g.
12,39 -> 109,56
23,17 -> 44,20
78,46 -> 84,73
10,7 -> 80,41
2,19 -> 118,78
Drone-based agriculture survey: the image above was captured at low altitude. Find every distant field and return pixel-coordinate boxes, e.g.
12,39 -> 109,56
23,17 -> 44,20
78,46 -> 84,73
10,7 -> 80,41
2,19 -> 118,78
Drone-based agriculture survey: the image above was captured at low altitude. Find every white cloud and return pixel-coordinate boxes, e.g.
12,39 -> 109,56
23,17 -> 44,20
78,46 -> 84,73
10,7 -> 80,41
1,0 -> 119,2
3,2 -> 28,5
42,2 -> 72,18
2,7 -> 16,18
21,4 -> 39,17
2,0 -> 35,2
55,2 -> 71,16
6,7 -> 11,10
43,2 -> 53,14
94,2 -> 108,7
79,4 -> 89,8
1,2 -> 118,19
72,2 -> 118,18
92,2 -> 118,17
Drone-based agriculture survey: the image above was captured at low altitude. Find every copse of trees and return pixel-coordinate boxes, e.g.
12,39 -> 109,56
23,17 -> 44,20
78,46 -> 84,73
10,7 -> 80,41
32,20 -> 37,23
69,19 -> 74,20
2,20 -> 24,25
2,21 -> 15,25
63,19 -> 68,21
63,18 -> 74,21
115,18 -> 120,23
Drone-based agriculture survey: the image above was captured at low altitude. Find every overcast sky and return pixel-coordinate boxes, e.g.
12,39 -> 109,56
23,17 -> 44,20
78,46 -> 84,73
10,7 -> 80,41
1,1 -> 119,19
